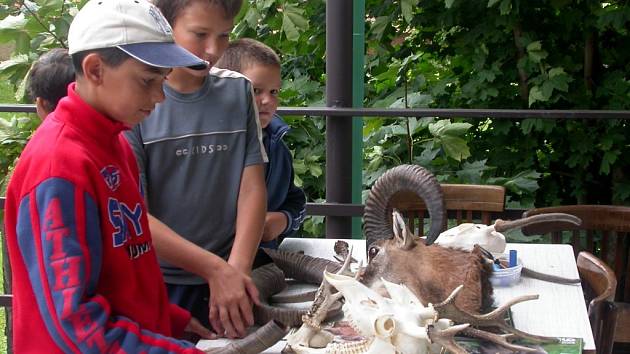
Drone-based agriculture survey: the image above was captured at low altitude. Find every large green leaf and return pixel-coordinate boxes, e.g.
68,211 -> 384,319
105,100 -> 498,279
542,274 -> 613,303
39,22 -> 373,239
599,150 -> 619,175
456,159 -> 493,183
501,170 -> 541,194
440,135 -> 470,161
0,54 -> 29,72
281,4 -> 308,41
0,14 -> 27,43
401,0 -> 419,23
389,92 -> 433,108
526,41 -> 548,63
487,0 -> 501,7
528,86 -> 545,107
429,120 -> 472,137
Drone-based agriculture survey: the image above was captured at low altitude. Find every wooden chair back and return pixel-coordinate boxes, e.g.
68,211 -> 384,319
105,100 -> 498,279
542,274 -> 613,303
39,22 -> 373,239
389,184 -> 505,237
577,251 -> 617,354
611,301 -> 630,351
522,205 -> 630,302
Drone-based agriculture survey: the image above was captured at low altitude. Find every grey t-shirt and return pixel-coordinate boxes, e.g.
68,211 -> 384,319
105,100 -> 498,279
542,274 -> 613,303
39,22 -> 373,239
126,68 -> 267,284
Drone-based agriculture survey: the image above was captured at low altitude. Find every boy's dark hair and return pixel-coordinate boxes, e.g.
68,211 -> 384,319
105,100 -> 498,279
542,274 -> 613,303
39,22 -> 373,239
27,48 -> 74,111
155,0 -> 242,25
71,47 -> 130,76
215,38 -> 280,73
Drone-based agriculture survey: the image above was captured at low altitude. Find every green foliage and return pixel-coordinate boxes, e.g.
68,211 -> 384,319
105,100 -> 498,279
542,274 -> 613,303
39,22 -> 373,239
0,0 -> 629,239
0,113 -> 39,193
0,0 -> 81,102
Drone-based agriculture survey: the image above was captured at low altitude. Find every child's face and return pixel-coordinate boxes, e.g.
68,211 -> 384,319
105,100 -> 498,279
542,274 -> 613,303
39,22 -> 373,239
96,58 -> 170,127
171,1 -> 233,77
241,64 -> 281,128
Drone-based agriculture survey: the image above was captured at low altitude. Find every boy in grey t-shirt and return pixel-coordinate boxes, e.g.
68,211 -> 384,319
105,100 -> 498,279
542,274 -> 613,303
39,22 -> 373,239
125,0 -> 267,339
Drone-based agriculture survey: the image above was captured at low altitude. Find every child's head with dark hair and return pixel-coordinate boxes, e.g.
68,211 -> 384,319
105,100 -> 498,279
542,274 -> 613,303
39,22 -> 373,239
155,0 -> 243,25
153,0 -> 242,76
27,48 -> 74,119
215,38 -> 280,73
216,38 -> 281,128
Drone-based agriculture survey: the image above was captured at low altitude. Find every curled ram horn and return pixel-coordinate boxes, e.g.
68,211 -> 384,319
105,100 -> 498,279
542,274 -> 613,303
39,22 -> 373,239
364,164 -> 445,248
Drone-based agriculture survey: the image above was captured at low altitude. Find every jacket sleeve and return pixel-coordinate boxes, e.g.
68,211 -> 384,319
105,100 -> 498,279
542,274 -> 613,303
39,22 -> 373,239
277,152 -> 306,238
169,303 -> 192,339
123,128 -> 149,201
15,177 -> 200,353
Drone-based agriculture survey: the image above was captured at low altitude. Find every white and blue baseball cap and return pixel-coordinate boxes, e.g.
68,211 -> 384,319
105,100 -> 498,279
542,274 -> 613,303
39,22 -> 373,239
68,0 -> 207,70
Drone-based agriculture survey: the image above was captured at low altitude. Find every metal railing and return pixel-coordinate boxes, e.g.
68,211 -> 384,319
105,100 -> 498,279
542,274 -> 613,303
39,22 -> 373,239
2,104 -> 630,235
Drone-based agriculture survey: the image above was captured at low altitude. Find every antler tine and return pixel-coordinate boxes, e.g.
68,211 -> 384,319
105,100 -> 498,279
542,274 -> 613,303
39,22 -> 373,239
435,287 -> 558,345
338,245 -> 354,276
427,323 -> 470,354
461,327 -> 539,353
435,284 -> 464,307
474,294 -> 539,320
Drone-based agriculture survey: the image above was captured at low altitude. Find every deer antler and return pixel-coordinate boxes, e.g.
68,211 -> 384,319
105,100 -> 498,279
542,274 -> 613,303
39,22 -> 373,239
427,323 -> 470,354
434,285 -> 558,352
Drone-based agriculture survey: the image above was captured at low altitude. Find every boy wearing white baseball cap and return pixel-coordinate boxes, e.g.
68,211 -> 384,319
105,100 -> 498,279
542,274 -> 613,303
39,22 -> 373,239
3,0 -> 213,352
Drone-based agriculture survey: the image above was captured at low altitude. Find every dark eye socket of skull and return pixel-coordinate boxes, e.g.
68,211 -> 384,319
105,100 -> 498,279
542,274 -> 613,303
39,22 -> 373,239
368,246 -> 379,260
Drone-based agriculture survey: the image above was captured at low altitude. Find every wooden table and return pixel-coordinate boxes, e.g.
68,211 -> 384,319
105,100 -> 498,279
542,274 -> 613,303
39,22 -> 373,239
199,239 -> 595,353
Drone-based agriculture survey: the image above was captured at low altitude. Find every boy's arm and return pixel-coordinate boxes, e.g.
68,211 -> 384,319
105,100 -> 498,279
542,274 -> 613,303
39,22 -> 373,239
227,163 -> 266,273
149,214 -> 260,338
15,178 -> 201,353
227,80 -> 267,267
268,166 -> 306,240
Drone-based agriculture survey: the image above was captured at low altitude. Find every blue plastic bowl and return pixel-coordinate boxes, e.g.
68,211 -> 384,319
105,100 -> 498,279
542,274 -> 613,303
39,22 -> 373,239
489,256 -> 523,287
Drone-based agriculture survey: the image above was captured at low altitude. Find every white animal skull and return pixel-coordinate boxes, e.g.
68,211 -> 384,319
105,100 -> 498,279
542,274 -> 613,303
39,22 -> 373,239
434,213 -> 583,254
434,223 -> 507,253
327,272 -> 458,354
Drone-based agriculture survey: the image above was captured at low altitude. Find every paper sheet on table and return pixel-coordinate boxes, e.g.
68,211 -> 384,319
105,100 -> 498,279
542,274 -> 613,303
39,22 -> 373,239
196,338 -> 287,353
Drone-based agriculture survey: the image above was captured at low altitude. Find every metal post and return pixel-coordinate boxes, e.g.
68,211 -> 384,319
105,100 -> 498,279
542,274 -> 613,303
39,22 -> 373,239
326,0 -> 353,238
351,0 -> 365,239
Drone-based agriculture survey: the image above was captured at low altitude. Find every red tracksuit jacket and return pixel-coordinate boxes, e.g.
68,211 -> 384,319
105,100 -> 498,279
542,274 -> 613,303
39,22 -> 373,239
4,84 -> 202,353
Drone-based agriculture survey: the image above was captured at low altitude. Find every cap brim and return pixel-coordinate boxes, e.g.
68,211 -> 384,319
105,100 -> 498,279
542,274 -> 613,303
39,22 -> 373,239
117,42 -> 207,70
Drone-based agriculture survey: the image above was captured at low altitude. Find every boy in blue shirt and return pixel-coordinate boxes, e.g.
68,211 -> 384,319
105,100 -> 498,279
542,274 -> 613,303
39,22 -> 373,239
216,38 -> 306,248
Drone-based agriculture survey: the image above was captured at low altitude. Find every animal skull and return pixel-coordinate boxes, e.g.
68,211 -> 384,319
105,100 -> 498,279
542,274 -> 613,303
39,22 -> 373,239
435,223 -> 507,253
286,270 -> 468,354
324,271 -> 459,354
434,213 -> 582,253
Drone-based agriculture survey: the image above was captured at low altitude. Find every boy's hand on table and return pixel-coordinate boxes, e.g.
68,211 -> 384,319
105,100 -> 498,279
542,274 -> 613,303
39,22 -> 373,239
185,317 -> 217,340
208,262 -> 260,338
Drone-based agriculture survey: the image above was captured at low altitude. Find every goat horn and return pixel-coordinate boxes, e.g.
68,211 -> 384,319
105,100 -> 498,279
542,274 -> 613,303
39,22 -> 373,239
364,164 -> 445,248
205,320 -> 288,354
251,263 -> 304,326
253,250 -> 344,326
493,213 -> 582,233
263,248 -> 342,284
